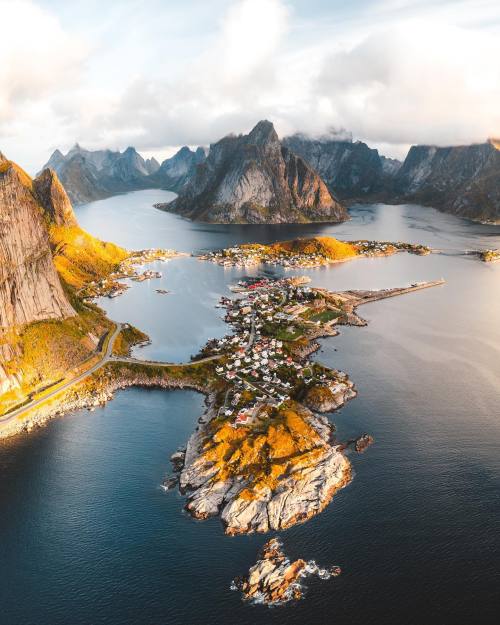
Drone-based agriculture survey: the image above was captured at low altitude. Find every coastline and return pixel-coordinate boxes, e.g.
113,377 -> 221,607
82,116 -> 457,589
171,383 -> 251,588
0,273 -> 445,540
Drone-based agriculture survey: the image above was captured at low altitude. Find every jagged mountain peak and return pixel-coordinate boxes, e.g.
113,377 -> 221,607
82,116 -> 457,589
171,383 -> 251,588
0,155 -> 75,330
247,120 -> 279,146
163,121 -> 346,224
34,168 -> 77,228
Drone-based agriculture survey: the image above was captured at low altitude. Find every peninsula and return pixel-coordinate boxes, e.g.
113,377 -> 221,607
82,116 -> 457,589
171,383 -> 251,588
200,235 -> 431,268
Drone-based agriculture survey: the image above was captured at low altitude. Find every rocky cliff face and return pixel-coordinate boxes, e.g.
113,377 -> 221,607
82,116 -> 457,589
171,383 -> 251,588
33,168 -> 78,227
282,134 -> 400,199
394,141 -> 500,222
40,144 -> 161,205
165,121 -> 346,224
149,146 -> 207,192
0,156 -> 74,330
0,155 -> 75,393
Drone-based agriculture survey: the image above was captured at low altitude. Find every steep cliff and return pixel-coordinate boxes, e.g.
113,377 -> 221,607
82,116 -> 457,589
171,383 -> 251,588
0,156 -> 126,407
164,121 -> 347,224
394,140 -> 500,222
0,157 -> 74,330
33,168 -> 128,289
282,134 -> 400,199
0,155 -> 75,395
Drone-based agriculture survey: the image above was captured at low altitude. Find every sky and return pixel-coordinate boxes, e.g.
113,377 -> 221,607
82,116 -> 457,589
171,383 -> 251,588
1,0 -> 500,172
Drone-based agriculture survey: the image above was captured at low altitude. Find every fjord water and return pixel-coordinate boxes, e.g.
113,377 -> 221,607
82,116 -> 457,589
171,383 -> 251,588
1,189 -> 499,624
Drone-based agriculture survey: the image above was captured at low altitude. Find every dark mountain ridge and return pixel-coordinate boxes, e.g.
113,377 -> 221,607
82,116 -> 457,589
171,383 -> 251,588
163,121 -> 347,224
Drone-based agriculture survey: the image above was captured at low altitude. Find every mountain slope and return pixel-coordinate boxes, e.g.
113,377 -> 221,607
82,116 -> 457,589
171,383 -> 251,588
0,154 -> 127,405
394,140 -> 500,222
164,121 -> 347,224
149,146 -> 207,192
282,134 -> 401,199
40,145 -> 161,205
34,168 -> 128,289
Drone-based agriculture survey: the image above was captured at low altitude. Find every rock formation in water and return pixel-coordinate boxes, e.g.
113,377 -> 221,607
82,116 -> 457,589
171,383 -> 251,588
282,133 -> 401,199
162,121 -> 347,224
393,139 -> 500,222
40,144 -> 161,205
232,538 -> 342,605
149,146 -> 207,192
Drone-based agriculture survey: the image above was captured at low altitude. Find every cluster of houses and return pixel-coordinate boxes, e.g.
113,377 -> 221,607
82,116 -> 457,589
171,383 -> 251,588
204,277 -> 338,427
82,248 -> 176,301
201,246 -> 335,268
355,240 -> 431,256
200,240 -> 430,270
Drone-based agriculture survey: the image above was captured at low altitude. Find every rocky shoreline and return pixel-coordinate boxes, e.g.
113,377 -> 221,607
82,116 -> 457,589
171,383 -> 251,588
0,368 -> 209,439
175,400 -> 353,535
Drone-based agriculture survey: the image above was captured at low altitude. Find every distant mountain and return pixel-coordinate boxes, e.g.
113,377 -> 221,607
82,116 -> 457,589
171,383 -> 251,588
149,146 -> 207,192
282,133 -> 401,199
162,121 -> 347,224
394,140 -> 500,222
40,144 -> 161,205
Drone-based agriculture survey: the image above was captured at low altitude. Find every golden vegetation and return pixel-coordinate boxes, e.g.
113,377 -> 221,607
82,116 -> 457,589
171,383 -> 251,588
112,325 -> 149,357
49,224 -> 128,290
201,403 -> 325,499
269,236 -> 358,260
0,307 -> 113,414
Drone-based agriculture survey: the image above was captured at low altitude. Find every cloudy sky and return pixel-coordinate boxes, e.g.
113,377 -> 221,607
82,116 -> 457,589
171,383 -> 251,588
1,0 -> 500,172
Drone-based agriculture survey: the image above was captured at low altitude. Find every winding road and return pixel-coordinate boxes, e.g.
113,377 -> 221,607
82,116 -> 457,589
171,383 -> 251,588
0,323 -> 221,427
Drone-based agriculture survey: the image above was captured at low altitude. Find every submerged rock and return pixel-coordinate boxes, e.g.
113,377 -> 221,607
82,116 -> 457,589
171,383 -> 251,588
232,538 -> 341,605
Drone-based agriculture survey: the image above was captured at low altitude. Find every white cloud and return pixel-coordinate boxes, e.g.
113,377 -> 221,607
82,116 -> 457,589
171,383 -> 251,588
0,0 -> 87,126
314,19 -> 500,148
2,0 -> 500,171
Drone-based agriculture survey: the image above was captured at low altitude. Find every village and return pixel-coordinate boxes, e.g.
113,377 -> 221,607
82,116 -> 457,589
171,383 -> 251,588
200,238 -> 431,269
81,248 -> 179,300
197,275 -> 355,428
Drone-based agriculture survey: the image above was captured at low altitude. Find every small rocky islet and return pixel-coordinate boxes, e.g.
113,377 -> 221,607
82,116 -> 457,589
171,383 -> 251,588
232,537 -> 342,605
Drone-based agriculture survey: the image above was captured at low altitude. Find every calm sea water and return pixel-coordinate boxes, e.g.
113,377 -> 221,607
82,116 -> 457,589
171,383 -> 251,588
1,189 -> 499,624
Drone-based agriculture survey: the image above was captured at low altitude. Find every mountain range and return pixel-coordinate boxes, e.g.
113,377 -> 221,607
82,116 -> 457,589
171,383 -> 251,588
41,144 -> 207,205
162,120 -> 347,224
42,127 -> 500,224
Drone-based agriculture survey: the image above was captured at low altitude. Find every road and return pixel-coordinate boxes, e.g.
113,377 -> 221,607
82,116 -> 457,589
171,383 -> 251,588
0,323 -> 125,425
0,322 -> 227,426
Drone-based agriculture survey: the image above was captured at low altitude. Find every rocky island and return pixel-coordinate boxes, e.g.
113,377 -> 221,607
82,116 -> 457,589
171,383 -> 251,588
475,249 -> 500,263
232,537 -> 341,605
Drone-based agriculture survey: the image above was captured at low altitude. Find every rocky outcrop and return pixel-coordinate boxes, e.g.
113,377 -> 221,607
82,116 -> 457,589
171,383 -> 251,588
40,144 -> 161,205
304,372 -> 356,412
0,156 -> 74,330
162,121 -> 347,224
232,538 -> 341,605
33,168 -> 77,227
149,146 -> 207,192
282,133 -> 401,199
178,401 -> 351,534
394,140 -> 500,222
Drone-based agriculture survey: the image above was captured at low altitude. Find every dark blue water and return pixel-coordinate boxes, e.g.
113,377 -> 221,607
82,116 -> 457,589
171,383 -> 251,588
1,190 -> 499,624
